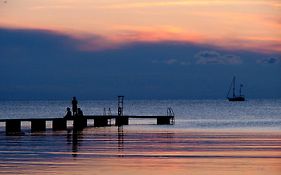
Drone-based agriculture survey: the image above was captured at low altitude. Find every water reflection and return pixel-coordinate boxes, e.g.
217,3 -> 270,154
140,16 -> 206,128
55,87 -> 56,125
67,129 -> 83,157
118,126 -> 124,156
1,128 -> 281,175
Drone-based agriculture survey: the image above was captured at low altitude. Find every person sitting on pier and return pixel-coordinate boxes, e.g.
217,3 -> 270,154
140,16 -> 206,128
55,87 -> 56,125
64,107 -> 72,119
77,108 -> 84,117
72,97 -> 78,116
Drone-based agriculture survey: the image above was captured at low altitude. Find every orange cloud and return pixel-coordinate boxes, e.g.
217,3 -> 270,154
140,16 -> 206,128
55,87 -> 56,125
0,0 -> 280,53
100,0 -> 278,9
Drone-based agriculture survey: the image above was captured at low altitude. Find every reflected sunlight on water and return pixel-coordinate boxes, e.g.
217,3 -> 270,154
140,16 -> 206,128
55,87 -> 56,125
0,127 -> 281,175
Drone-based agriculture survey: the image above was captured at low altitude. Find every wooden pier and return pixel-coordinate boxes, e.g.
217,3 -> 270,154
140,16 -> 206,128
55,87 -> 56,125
0,115 -> 175,134
0,96 -> 175,135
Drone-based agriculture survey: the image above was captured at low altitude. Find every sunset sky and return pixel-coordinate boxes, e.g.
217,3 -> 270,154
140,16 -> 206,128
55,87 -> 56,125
0,0 -> 280,99
1,0 -> 280,52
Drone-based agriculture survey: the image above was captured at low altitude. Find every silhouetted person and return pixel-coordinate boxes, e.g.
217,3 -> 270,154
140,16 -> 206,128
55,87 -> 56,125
72,97 -> 78,116
77,108 -> 83,117
64,107 -> 72,119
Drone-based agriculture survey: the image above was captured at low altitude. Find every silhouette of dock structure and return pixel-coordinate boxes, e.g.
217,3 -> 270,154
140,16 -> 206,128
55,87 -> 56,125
0,96 -> 175,135
0,114 -> 175,134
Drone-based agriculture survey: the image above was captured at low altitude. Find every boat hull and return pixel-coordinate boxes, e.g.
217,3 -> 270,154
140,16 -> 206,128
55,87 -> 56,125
228,96 -> 245,101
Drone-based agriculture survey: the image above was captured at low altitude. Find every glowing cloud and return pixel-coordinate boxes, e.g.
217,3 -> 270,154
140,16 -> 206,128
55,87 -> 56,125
0,0 -> 280,53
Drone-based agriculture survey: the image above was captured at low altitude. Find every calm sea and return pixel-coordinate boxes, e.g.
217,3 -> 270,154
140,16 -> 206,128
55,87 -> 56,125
0,99 -> 281,175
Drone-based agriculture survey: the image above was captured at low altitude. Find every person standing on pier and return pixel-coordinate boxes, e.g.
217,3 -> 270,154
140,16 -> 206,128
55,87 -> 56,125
72,97 -> 78,116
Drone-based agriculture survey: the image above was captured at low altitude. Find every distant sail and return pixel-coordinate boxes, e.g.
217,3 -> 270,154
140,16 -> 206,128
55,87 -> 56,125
226,76 -> 245,101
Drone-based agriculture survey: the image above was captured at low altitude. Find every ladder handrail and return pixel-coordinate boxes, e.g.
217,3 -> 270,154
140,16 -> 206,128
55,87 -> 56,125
167,107 -> 174,116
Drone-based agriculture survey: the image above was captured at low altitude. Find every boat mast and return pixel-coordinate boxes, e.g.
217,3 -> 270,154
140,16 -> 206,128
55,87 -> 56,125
232,76 -> 236,97
239,84 -> 243,96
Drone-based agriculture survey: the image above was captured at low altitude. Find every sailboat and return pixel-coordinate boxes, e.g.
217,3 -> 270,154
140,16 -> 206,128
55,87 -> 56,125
226,76 -> 245,101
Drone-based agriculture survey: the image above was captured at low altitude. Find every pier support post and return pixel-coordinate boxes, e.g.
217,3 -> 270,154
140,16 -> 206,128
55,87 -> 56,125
31,119 -> 46,132
157,117 -> 171,125
94,117 -> 109,127
73,117 -> 87,130
115,117 -> 128,126
6,120 -> 21,134
53,118 -> 67,130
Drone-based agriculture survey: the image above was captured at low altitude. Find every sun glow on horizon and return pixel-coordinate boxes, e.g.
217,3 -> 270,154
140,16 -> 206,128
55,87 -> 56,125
0,0 -> 280,53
